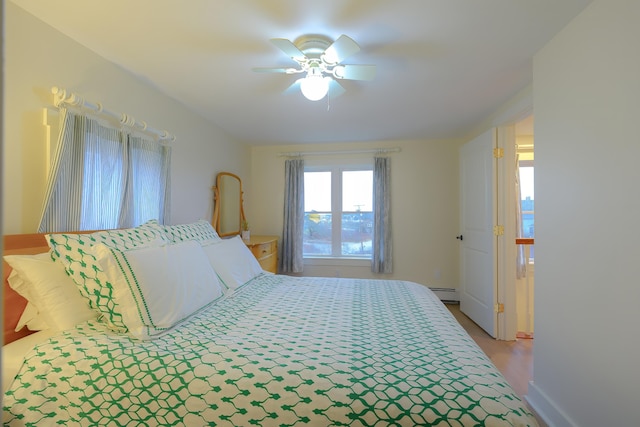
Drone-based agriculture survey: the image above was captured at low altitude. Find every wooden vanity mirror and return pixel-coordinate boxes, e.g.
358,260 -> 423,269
212,172 -> 246,237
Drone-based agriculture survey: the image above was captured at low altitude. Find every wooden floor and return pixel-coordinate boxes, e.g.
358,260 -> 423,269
445,303 -> 533,398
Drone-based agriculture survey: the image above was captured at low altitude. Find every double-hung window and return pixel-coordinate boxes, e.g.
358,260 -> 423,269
303,165 -> 373,258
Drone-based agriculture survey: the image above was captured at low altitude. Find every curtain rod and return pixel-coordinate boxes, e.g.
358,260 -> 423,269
277,147 -> 401,157
51,87 -> 176,142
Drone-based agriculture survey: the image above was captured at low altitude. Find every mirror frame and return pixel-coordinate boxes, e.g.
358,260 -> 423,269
212,172 -> 246,237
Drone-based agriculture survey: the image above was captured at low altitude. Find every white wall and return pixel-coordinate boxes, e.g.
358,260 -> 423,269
249,139 -> 463,287
529,0 -> 639,425
3,3 -> 249,234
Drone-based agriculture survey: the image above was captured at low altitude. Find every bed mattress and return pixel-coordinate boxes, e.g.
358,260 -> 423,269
3,274 -> 537,426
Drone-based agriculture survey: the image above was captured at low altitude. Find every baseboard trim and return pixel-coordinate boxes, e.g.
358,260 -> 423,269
525,381 -> 578,427
429,287 -> 459,303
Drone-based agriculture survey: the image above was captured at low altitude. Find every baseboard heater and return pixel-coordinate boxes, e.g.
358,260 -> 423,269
429,287 -> 460,303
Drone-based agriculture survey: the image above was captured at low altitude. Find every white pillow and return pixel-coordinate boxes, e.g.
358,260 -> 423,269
162,220 -> 221,243
4,252 -> 97,331
92,240 -> 224,339
202,236 -> 264,292
13,300 -> 49,331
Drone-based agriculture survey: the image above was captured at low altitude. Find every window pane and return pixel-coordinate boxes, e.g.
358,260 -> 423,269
342,171 -> 372,211
304,172 -> 332,256
341,212 -> 372,255
304,213 -> 332,256
342,170 -> 373,256
304,172 -> 331,211
131,143 -> 164,225
81,131 -> 123,230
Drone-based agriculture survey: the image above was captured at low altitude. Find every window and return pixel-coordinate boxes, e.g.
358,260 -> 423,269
81,133 -> 168,230
303,166 -> 373,258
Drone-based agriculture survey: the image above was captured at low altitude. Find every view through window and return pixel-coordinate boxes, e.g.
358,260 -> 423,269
519,153 -> 534,260
519,164 -> 534,238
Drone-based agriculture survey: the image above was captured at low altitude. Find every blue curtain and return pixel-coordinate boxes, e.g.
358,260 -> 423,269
280,158 -> 305,273
372,156 -> 392,273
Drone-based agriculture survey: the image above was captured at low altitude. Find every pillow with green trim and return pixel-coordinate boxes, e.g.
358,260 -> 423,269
162,220 -> 221,243
91,239 -> 224,339
45,220 -> 168,330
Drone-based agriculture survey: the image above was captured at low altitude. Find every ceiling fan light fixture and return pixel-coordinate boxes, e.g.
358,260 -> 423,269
300,75 -> 331,101
256,34 -> 375,101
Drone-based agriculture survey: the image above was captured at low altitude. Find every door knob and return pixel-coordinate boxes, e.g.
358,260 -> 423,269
456,235 -> 463,241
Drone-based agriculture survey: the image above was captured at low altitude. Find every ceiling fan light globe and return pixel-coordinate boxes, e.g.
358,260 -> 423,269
300,76 -> 331,101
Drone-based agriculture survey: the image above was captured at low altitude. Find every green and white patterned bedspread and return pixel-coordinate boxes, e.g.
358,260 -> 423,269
3,275 -> 538,426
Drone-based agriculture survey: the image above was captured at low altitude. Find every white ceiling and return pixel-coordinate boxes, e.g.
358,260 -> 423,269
12,0 -> 591,145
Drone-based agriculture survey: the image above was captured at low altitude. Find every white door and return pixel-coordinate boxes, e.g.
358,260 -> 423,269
459,129 -> 498,337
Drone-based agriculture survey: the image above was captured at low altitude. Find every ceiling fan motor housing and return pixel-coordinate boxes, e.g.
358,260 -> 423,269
293,34 -> 333,58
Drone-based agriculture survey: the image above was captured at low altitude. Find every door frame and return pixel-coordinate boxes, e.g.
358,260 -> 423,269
496,125 -> 517,341
489,91 -> 532,340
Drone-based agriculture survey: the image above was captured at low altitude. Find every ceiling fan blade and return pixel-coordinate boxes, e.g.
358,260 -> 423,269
328,79 -> 346,98
270,38 -> 306,61
333,64 -> 376,81
252,67 -> 300,74
323,34 -> 360,64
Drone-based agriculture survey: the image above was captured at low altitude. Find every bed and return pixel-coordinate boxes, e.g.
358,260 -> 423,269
2,220 -> 538,426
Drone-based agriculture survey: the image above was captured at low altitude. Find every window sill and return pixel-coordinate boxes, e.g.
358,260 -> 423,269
303,257 -> 371,267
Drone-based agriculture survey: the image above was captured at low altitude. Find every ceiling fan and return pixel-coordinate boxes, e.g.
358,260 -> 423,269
253,34 -> 376,101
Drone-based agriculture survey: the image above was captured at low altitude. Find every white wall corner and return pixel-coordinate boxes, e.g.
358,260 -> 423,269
525,381 -> 579,427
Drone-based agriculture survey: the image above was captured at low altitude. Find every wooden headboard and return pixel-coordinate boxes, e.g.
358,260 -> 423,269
3,233 -> 52,345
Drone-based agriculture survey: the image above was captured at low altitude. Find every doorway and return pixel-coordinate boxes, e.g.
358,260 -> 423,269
459,116 -> 534,341
514,115 -> 534,338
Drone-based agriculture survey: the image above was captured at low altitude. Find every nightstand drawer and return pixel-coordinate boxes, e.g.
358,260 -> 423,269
250,241 -> 276,260
244,235 -> 278,274
258,253 -> 277,273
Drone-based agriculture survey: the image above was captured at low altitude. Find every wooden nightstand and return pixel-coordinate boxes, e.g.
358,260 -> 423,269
244,235 -> 278,273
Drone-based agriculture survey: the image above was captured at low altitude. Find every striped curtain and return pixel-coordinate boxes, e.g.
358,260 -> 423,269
372,156 -> 392,273
279,158 -> 305,274
38,108 -> 171,232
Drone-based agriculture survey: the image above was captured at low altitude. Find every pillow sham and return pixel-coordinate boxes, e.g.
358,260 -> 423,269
162,220 -> 221,244
202,235 -> 264,293
45,220 -> 168,314
91,239 -> 224,339
4,252 -> 97,331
